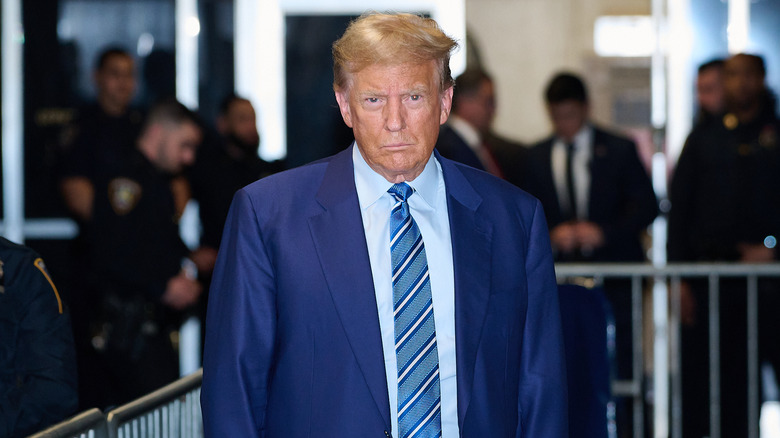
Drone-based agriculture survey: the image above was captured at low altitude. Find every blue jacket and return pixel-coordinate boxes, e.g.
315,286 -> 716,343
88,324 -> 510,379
202,147 -> 567,437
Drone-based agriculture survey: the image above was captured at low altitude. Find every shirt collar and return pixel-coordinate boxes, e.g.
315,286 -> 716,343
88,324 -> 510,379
555,123 -> 592,151
352,142 -> 440,211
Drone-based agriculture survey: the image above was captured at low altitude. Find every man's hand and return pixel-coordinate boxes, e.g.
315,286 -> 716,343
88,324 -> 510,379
550,222 -> 579,254
677,281 -> 697,326
738,243 -> 775,262
190,246 -> 219,274
60,176 -> 94,221
574,221 -> 605,253
170,176 -> 192,220
162,271 -> 202,310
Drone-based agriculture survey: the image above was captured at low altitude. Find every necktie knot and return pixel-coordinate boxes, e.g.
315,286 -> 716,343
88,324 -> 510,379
388,182 -> 414,203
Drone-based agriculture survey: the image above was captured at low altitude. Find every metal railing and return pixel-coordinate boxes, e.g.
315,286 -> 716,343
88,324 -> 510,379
556,262 -> 780,438
106,369 -> 203,438
28,408 -> 109,438
29,262 -> 780,438
27,370 -> 203,438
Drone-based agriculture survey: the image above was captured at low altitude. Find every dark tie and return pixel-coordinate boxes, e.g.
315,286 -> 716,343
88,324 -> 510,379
388,183 -> 442,438
565,142 -> 577,220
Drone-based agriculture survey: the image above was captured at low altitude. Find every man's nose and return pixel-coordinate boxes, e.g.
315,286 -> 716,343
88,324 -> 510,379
384,99 -> 405,132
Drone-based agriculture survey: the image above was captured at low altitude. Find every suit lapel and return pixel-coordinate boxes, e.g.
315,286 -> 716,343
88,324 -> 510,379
588,129 -> 609,220
307,147 -> 391,428
438,154 -> 493,428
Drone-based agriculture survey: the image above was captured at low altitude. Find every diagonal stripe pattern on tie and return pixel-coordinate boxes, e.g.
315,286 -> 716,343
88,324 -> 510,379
388,182 -> 442,438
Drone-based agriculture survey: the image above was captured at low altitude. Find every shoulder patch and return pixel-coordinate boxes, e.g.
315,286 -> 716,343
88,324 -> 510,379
34,258 -> 63,314
108,177 -> 143,215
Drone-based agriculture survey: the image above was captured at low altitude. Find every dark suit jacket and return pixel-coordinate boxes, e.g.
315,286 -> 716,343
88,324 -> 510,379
435,124 -> 485,171
201,146 -> 567,437
524,126 -> 658,262
435,124 -> 528,188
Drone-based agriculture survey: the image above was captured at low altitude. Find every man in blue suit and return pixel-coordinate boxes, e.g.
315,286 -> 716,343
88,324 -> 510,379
201,13 -> 567,437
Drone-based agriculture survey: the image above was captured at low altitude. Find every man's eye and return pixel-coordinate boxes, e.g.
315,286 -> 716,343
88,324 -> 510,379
410,95 -> 421,101
366,97 -> 379,103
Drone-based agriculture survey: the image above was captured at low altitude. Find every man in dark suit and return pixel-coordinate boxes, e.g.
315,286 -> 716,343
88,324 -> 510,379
524,72 -> 657,437
525,73 -> 657,263
436,69 -> 527,188
201,13 -> 567,437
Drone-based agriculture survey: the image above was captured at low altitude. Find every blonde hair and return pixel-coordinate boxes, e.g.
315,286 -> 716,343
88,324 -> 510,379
332,12 -> 458,93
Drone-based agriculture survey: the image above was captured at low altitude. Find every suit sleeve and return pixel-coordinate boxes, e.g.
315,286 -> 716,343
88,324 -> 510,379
600,142 -> 658,249
517,200 -> 568,437
201,189 -> 276,437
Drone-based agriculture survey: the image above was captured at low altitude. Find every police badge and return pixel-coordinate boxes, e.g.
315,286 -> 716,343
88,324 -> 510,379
108,178 -> 143,215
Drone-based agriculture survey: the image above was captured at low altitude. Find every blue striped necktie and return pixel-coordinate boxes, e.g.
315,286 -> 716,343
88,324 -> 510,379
388,182 -> 442,438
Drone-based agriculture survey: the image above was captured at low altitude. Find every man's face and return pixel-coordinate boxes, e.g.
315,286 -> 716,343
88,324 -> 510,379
696,67 -> 725,116
219,99 -> 260,152
156,121 -> 201,174
95,54 -> 136,110
547,100 -> 588,142
456,79 -> 496,134
335,61 -> 453,183
724,55 -> 765,111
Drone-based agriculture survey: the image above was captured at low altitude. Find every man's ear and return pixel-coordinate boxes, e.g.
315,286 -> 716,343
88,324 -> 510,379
334,89 -> 353,128
440,86 -> 454,125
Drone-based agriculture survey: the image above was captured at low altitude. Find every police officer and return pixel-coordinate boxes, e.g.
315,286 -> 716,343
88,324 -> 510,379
78,99 -> 203,409
0,237 -> 78,437
60,47 -> 144,222
187,95 -> 283,274
669,53 -> 780,437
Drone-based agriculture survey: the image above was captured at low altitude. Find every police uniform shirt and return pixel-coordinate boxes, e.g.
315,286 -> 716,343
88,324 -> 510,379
88,146 -> 188,300
669,104 -> 780,261
60,104 -> 144,182
188,137 -> 283,249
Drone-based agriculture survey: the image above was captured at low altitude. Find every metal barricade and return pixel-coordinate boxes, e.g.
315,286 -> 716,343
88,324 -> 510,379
27,408 -> 109,438
556,262 -> 780,438
105,369 -> 203,438
27,262 -> 780,438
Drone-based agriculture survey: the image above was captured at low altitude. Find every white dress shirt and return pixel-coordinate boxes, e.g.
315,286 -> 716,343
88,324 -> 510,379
447,116 -> 503,177
352,144 -> 459,438
552,125 -> 593,219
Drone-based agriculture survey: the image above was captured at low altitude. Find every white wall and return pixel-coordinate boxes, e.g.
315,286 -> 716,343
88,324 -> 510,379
464,0 -> 651,144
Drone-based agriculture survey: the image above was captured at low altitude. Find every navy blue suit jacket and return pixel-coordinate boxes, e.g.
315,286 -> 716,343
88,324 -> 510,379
201,146 -> 567,437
